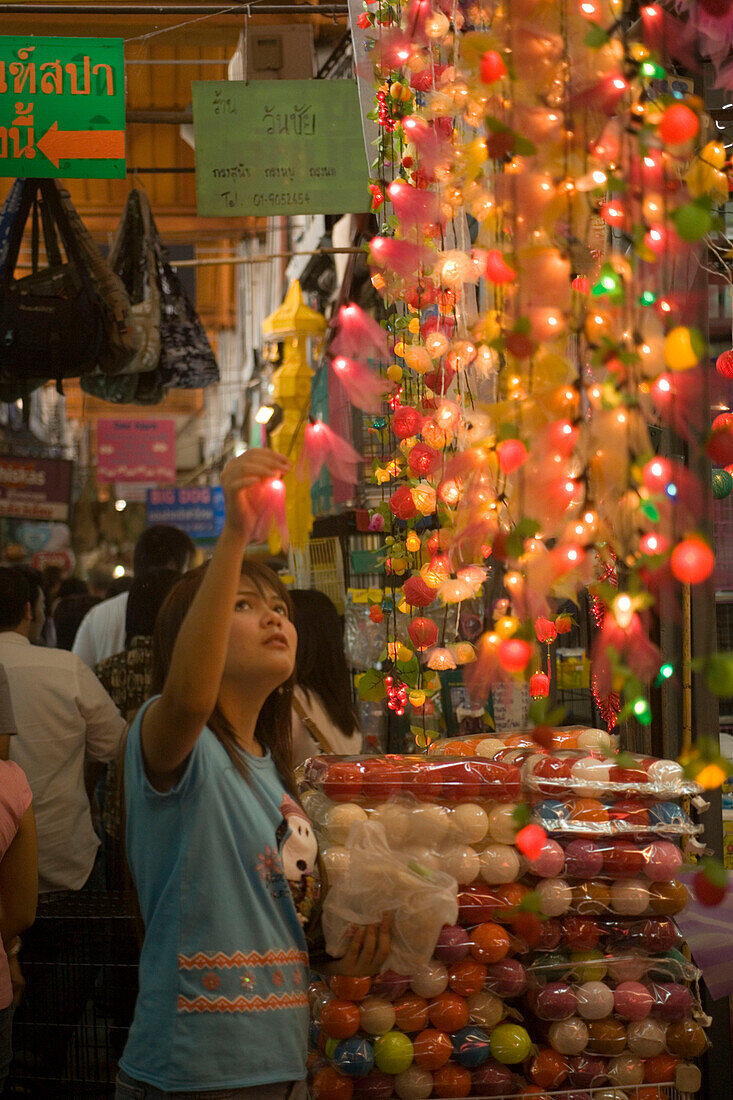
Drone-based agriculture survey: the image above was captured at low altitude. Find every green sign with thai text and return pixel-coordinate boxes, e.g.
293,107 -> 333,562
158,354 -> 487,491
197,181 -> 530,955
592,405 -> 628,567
192,80 -> 369,217
0,36 -> 125,179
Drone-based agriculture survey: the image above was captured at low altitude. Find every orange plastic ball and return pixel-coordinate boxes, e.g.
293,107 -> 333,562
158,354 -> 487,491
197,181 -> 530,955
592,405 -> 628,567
311,1065 -> 354,1099
570,798 -> 609,823
448,959 -> 488,997
470,922 -> 511,963
394,994 -> 430,1033
330,975 -> 372,1002
495,882 -> 528,920
433,1064 -> 472,1097
666,1019 -> 708,1057
644,1054 -> 680,1083
529,1048 -> 569,1088
649,880 -> 688,915
586,1018 -> 627,1056
428,992 -> 469,1031
573,881 -> 612,915
320,999 -> 361,1040
413,1028 -> 453,1070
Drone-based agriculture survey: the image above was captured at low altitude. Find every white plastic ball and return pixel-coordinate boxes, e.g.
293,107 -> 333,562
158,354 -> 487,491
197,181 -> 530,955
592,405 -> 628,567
536,877 -> 574,917
359,995 -> 396,1036
647,759 -> 684,789
576,981 -> 615,1020
606,954 -> 648,983
407,845 -> 443,873
324,802 -> 368,844
395,1065 -> 434,1100
410,961 -> 448,998
576,728 -> 613,752
610,879 -> 650,916
466,990 -> 504,1029
371,802 -> 411,845
300,788 -> 330,824
626,1018 -> 667,1057
570,756 -> 611,796
321,845 -> 351,880
548,1016 -> 589,1055
607,1055 -> 644,1087
479,843 -> 522,884
487,802 -> 520,844
476,737 -> 504,758
593,1090 -> 630,1100
442,844 -> 481,884
451,802 -> 489,844
407,803 -> 451,845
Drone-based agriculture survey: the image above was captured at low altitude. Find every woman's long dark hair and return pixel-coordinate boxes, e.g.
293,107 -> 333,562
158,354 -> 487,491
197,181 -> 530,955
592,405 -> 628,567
291,588 -> 359,738
151,559 -> 297,795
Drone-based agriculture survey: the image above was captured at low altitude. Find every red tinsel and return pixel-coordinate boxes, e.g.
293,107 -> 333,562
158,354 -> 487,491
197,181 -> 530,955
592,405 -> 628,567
589,555 -> 621,730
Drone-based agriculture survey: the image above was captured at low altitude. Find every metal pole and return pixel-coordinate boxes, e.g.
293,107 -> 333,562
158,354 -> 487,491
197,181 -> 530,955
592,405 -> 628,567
0,3 -> 348,12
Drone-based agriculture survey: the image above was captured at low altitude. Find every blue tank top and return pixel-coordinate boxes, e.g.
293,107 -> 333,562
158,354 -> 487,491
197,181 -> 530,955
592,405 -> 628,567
120,698 -> 315,1090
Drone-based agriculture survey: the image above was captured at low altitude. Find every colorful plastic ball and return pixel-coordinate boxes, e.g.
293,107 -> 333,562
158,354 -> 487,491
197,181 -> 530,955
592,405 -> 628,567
567,1053 -> 608,1088
534,918 -> 562,951
649,880 -> 688,915
610,880 -> 650,916
570,756 -> 611,792
638,917 -> 680,952
371,972 -> 410,1001
648,947 -> 688,982
351,1071 -> 396,1099
605,953 -> 647,983
643,841 -> 683,881
586,1018 -> 627,1056
443,845 -> 481,884
576,981 -> 615,1020
393,1065 -> 433,1100
410,962 -> 448,1000
331,975 -> 373,1002
312,1065 -> 355,1099
486,803 -> 520,844
665,1018 -> 708,1057
334,1038 -> 376,1077
646,759 -> 684,788
449,959 -> 488,998
458,882 -> 499,926
407,803 -> 451,846
323,764 -> 365,804
479,843 -> 521,884
644,1053 -> 680,1083
428,992 -> 469,1032
608,799 -> 649,828
394,995 -> 429,1034
326,803 -> 368,842
371,804 -> 411,846
466,990 -> 504,1029
568,798 -> 608,823
604,840 -> 647,880
412,1028 -> 453,1070
484,958 -> 526,997
469,1059 -> 513,1096
488,1023 -> 532,1064
535,982 -> 577,1021
322,1000 -> 362,1040
537,878 -> 574,917
626,1019 -> 668,1057
562,917 -> 601,950
573,882 -> 611,916
534,799 -> 571,826
435,924 -> 471,965
451,803 -> 489,844
713,469 -> 733,499
373,1031 -> 414,1075
470,922 -> 510,964
613,982 -> 653,1021
548,1017 -> 590,1055
651,982 -> 693,1022
527,839 -> 566,878
529,1047 -> 570,1088
451,1025 -> 491,1068
433,1064 -> 472,1098
569,949 -> 607,983
359,997 -> 397,1036
565,839 -> 603,878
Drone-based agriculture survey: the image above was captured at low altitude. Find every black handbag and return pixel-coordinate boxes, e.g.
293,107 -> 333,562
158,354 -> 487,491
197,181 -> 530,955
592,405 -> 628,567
0,179 -> 107,391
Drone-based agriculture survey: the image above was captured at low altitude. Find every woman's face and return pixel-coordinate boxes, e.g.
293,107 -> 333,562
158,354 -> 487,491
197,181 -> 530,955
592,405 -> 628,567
223,578 -> 297,688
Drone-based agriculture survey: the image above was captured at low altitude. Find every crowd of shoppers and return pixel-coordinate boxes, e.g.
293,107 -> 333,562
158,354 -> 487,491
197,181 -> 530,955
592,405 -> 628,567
0,454 -> 377,1098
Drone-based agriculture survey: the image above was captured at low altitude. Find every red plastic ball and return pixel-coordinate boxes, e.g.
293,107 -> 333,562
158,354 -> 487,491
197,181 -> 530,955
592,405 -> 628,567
670,538 -> 715,584
713,412 -> 733,432
389,486 -> 417,520
322,761 -> 364,803
433,1064 -> 472,1097
716,349 -> 733,378
360,759 -> 401,803
458,882 -> 498,926
480,50 -> 507,83
331,975 -> 372,1002
658,104 -> 699,145
393,994 -> 429,1033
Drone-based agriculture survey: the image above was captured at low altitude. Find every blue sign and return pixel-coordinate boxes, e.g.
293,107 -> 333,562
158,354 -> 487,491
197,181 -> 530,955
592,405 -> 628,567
146,486 -> 225,542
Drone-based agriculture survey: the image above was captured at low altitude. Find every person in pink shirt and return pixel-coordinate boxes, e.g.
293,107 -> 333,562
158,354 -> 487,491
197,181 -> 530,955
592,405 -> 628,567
0,759 -> 37,1094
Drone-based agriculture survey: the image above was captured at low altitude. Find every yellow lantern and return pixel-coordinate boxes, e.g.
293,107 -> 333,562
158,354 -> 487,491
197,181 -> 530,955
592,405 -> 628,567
664,326 -> 700,371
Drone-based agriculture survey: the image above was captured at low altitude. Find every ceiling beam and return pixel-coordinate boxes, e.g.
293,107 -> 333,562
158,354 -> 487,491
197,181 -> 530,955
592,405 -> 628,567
0,3 -> 347,13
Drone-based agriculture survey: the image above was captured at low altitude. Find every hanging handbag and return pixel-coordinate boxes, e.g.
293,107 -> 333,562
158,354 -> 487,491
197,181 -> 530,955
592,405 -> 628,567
0,179 -> 108,394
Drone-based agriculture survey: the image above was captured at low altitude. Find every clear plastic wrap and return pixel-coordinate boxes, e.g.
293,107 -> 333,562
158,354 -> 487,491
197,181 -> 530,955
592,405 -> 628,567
522,749 -> 702,800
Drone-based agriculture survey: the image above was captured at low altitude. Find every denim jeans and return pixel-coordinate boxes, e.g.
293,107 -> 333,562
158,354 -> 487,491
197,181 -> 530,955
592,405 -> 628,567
0,1002 -> 13,1094
115,1069 -> 307,1100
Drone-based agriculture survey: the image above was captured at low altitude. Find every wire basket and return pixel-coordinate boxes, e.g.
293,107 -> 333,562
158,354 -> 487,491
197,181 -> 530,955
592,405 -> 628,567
288,536 -> 346,614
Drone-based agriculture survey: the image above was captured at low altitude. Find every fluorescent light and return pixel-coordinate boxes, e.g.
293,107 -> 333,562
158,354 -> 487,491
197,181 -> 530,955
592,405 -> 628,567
114,499 -> 127,511
255,405 -> 275,424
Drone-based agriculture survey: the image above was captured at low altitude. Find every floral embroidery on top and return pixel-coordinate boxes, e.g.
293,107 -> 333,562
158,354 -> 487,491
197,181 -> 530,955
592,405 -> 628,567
240,970 -> 257,990
202,972 -> 220,991
272,969 -> 284,988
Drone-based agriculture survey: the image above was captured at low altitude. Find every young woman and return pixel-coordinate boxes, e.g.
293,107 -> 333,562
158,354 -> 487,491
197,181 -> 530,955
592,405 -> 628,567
290,589 -> 362,764
116,449 -> 388,1100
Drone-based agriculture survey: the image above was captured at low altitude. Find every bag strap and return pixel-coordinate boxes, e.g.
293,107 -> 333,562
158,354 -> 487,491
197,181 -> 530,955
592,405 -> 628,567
293,693 -> 335,754
0,180 -> 36,288
39,193 -> 62,268
38,180 -> 97,295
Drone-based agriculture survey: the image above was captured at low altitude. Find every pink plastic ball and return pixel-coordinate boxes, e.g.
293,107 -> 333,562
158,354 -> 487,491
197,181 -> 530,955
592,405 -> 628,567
576,981 -> 615,1020
651,982 -> 693,1022
565,839 -> 603,878
371,971 -> 410,1001
435,925 -> 471,965
548,1017 -> 590,1055
484,958 -> 526,998
527,839 -> 566,878
534,982 -> 578,1021
613,981 -> 653,1021
643,841 -> 683,882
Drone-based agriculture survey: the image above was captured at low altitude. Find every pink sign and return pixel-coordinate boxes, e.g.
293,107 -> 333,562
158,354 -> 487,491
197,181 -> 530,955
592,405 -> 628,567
96,419 -> 176,484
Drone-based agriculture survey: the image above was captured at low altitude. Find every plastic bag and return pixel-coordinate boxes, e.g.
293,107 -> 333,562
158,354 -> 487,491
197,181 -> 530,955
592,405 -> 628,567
322,819 -> 458,975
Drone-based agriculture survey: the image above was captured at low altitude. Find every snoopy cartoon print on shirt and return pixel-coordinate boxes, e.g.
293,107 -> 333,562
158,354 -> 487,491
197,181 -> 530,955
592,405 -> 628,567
276,793 -> 319,927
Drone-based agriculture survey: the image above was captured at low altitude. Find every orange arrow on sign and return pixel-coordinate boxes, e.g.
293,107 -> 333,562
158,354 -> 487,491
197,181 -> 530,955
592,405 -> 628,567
36,121 -> 125,168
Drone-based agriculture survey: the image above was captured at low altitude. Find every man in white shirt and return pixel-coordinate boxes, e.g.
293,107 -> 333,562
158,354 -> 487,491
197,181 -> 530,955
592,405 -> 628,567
0,566 -> 125,1090
72,524 -> 195,666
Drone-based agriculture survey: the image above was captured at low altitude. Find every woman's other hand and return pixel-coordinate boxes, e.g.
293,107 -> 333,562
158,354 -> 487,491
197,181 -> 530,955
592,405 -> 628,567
220,448 -> 290,541
329,914 -> 391,978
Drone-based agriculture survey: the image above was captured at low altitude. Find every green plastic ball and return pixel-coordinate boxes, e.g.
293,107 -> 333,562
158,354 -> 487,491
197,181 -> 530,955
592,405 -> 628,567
489,1023 -> 532,1064
373,1030 -> 414,1074
712,469 -> 733,499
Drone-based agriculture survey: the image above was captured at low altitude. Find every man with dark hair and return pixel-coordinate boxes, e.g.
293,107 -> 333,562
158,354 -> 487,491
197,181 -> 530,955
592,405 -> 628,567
72,524 -> 196,667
